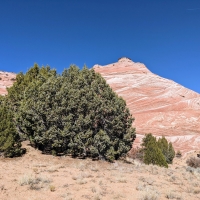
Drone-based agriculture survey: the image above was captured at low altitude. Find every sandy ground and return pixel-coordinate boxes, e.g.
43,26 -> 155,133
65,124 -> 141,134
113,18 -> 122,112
0,141 -> 200,200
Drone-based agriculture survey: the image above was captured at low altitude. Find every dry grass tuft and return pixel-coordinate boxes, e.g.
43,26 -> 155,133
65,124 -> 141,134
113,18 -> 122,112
139,188 -> 159,200
49,185 -> 56,192
19,174 -> 35,186
186,157 -> 200,168
116,175 -> 127,183
19,173 -> 51,190
77,178 -> 87,185
47,166 -> 59,173
93,194 -> 101,200
90,164 -> 99,172
165,190 -> 176,199
136,182 -> 146,191
91,186 -> 97,193
193,188 -> 200,194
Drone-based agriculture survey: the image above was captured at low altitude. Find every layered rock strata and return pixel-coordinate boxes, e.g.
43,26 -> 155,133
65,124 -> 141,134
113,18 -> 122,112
0,71 -> 16,95
94,57 -> 200,154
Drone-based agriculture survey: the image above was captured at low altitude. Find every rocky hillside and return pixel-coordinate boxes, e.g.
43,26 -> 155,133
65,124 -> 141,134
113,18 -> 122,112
94,57 -> 200,154
0,71 -> 16,95
1,59 -> 200,154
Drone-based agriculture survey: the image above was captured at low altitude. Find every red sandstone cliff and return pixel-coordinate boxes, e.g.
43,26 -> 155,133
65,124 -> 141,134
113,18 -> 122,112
0,71 -> 16,96
94,57 -> 200,153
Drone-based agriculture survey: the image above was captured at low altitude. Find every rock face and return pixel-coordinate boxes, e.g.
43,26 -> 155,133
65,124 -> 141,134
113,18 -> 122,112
94,57 -> 200,154
1,61 -> 200,154
0,71 -> 16,95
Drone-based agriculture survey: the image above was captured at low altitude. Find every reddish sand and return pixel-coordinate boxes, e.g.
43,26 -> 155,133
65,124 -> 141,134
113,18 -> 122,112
0,141 -> 200,200
94,57 -> 200,154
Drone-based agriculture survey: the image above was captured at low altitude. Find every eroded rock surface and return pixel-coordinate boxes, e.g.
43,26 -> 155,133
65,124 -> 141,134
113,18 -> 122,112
94,57 -> 200,153
1,60 -> 200,154
0,71 -> 16,95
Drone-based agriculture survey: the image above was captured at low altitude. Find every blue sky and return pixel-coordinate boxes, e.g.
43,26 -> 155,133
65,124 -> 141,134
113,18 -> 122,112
0,0 -> 200,93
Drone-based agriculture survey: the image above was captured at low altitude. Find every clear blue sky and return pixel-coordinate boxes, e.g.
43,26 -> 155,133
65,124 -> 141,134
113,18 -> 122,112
0,0 -> 200,93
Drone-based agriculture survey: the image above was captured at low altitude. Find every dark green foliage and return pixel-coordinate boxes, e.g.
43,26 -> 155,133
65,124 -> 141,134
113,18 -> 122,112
157,136 -> 175,164
141,133 -> 157,148
15,65 -> 136,161
7,63 -> 56,112
142,134 -> 176,167
144,138 -> 168,168
142,133 -> 168,167
7,64 -> 57,140
168,142 -> 175,163
0,97 -> 24,157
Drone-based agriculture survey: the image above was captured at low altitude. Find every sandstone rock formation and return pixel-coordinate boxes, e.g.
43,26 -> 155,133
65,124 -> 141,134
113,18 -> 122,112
94,57 -> 200,154
1,60 -> 200,154
0,71 -> 16,95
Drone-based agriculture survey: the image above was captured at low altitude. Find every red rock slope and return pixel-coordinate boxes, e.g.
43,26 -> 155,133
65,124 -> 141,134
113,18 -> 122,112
0,71 -> 16,95
94,57 -> 200,153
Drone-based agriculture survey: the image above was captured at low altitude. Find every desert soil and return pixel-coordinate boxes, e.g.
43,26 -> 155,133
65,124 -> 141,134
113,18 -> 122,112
0,141 -> 200,200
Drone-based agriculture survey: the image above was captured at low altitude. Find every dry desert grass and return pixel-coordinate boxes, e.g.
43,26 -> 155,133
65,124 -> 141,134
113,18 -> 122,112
0,141 -> 200,200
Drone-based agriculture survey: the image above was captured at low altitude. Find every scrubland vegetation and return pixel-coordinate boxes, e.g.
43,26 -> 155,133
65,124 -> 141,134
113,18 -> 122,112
0,143 -> 200,200
0,64 -> 200,200
0,64 -> 135,160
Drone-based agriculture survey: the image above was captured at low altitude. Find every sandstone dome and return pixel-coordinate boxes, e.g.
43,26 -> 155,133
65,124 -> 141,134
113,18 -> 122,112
94,58 -> 200,154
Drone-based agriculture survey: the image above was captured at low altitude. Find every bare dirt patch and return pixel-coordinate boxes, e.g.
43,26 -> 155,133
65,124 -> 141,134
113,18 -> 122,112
0,141 -> 200,200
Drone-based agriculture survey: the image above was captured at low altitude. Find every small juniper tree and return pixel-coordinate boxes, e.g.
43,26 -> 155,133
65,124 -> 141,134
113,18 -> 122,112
168,142 -> 175,163
0,97 -> 24,157
157,136 -> 175,164
142,133 -> 168,167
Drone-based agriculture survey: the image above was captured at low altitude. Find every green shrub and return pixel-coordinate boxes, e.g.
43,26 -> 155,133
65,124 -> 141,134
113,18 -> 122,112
7,64 -> 56,112
141,134 -> 176,167
142,133 -> 168,168
0,97 -> 24,157
157,136 -> 175,164
15,65 -> 136,161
